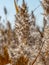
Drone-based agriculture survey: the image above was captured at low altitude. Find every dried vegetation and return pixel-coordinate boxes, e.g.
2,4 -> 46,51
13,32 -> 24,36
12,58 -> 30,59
0,0 -> 49,65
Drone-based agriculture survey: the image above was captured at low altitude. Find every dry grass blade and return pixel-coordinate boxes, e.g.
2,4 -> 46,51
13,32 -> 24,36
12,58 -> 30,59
16,55 -> 29,65
0,46 -> 11,65
14,0 -> 19,13
4,7 -> 7,15
32,50 -> 41,65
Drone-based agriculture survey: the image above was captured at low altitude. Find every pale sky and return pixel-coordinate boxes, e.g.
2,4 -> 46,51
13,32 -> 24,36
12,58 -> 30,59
0,0 -> 44,29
